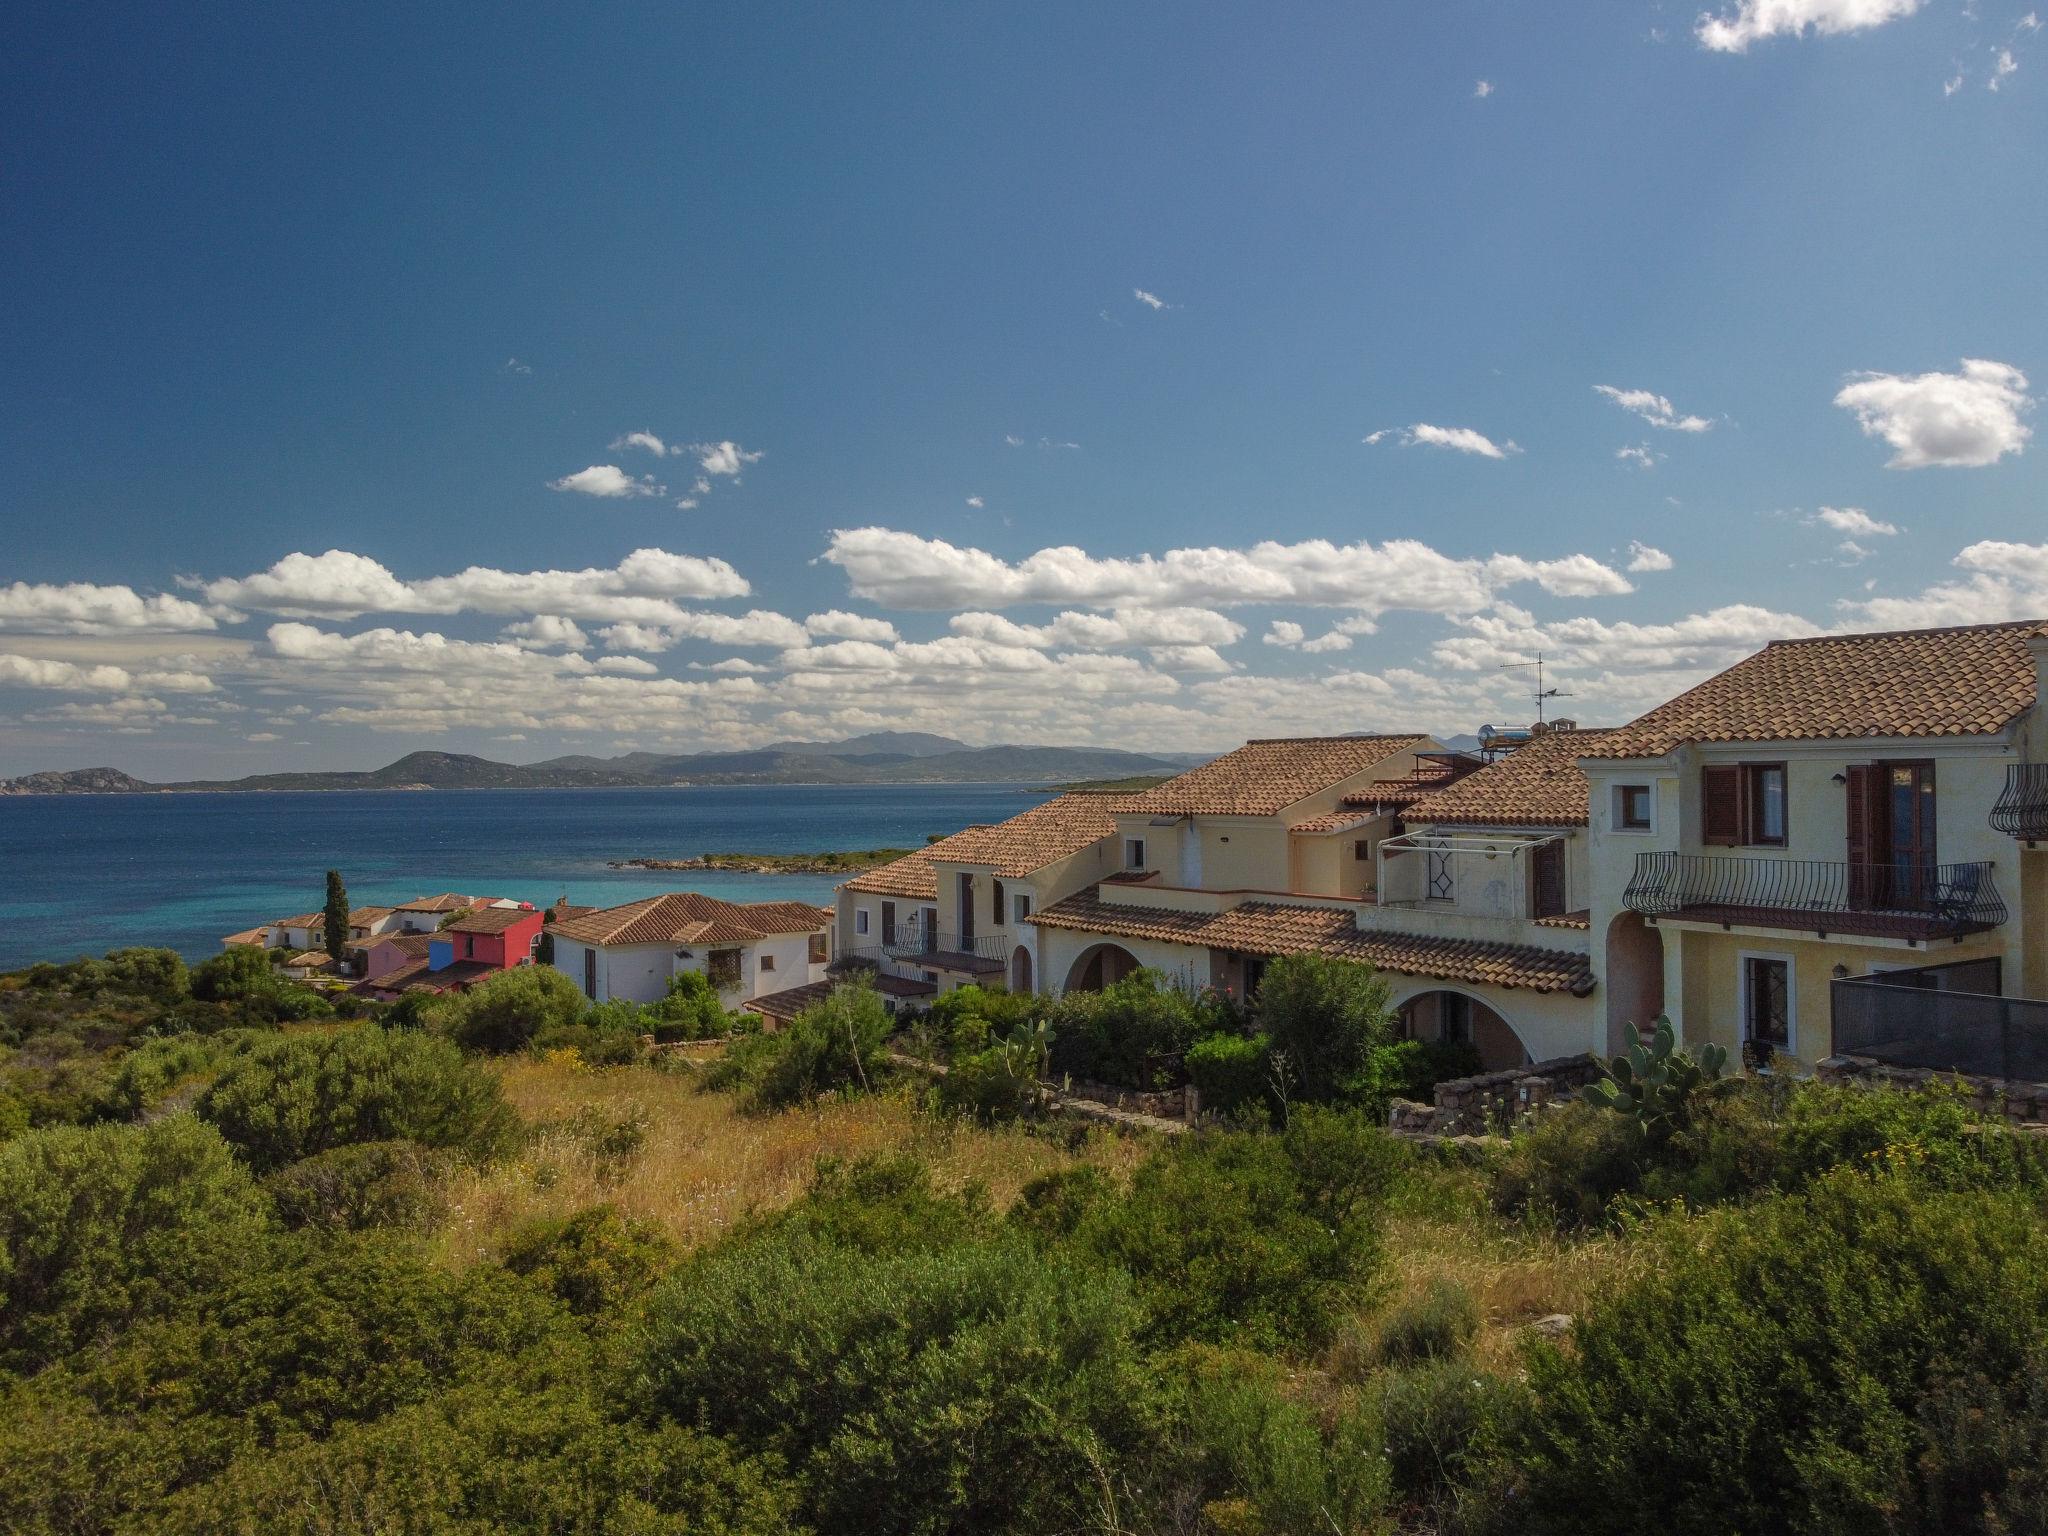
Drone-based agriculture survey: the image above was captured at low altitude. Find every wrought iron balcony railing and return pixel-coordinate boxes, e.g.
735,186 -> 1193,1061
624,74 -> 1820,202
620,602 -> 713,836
1623,852 -> 2006,940
882,924 -> 1009,973
1991,763 -> 2048,842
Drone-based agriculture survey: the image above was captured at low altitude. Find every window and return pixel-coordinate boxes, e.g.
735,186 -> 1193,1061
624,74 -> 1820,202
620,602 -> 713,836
1354,839 -> 1371,861
1702,762 -> 1788,847
1740,953 -> 1793,1066
992,879 -> 1005,926
1013,891 -> 1032,923
855,908 -> 870,936
759,953 -> 775,973
1615,784 -> 1652,831
808,931 -> 828,964
881,902 -> 896,944
1124,838 -> 1147,870
707,951 -> 742,992
1440,993 -> 1472,1045
1426,847 -> 1455,902
582,947 -> 597,1000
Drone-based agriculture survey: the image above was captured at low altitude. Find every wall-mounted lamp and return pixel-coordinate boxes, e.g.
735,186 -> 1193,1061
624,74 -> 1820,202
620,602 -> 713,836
1831,771 -> 1848,785
1831,963 -> 1849,980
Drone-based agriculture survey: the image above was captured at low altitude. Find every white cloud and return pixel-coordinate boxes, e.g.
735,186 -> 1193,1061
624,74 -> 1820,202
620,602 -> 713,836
1990,47 -> 2018,86
1696,0 -> 1923,53
1593,384 -> 1714,432
1945,70 -> 1965,95
595,622 -> 677,653
593,610 -> 809,651
205,548 -> 751,624
1133,288 -> 1170,310
548,464 -> 665,498
595,656 -> 659,675
824,528 -> 1630,613
610,431 -> 672,457
1812,506 -> 1899,537
1365,424 -> 1521,458
1841,539 -> 2048,628
949,606 -> 1245,651
1627,542 -> 1675,572
1147,644 -> 1236,673
0,654 -> 141,692
965,495 -> 984,508
1833,359 -> 2033,468
804,610 -> 901,644
1474,79 -> 1494,97
692,441 -> 763,478
500,358 -> 532,376
1263,620 -> 1306,648
0,582 -> 221,634
1615,443 -> 1662,469
1299,630 -> 1355,654
501,615 -> 591,650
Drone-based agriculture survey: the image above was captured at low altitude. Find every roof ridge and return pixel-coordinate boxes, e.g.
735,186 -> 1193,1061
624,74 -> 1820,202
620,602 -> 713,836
1241,732 -> 1427,745
1763,616 -> 2048,649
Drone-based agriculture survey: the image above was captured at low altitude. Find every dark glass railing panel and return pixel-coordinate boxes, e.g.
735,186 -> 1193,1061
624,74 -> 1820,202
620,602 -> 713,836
1832,973 -> 2048,1082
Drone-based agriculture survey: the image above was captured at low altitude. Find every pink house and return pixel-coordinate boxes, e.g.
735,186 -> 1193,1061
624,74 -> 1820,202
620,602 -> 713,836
435,904 -> 545,968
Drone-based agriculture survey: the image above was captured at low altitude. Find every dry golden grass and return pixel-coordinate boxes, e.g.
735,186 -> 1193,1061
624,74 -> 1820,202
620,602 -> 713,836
431,1054 -> 1149,1268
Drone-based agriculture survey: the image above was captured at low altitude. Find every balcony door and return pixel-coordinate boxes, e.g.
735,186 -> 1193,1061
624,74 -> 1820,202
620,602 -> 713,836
957,873 -> 975,940
1846,762 -> 1936,910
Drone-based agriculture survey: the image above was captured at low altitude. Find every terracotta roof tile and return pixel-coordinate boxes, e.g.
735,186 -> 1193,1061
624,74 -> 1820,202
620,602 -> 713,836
347,905 -> 394,925
220,927 -> 270,946
745,973 -> 936,1021
273,912 -> 324,931
926,792 -> 1130,876
841,841 -> 947,900
551,891 -> 829,947
1406,729 -> 1617,828
1125,735 -> 1432,816
1288,810 -> 1380,835
1029,889 -> 1595,995
394,892 -> 476,913
445,905 -> 538,934
1534,909 -> 1592,931
1595,618 -> 2046,759
352,931 -> 434,958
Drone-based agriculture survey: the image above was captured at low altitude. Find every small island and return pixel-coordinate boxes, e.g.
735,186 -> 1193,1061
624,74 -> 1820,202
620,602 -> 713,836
609,848 -> 919,875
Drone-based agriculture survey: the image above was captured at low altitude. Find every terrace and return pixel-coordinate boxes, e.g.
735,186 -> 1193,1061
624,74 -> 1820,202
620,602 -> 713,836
1623,851 -> 2007,943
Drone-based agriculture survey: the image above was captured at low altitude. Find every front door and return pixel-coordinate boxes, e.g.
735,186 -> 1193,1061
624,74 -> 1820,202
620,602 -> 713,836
958,872 -> 975,940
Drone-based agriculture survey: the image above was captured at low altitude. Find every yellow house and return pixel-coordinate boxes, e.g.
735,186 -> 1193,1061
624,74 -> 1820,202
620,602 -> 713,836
1581,619 -> 2048,1069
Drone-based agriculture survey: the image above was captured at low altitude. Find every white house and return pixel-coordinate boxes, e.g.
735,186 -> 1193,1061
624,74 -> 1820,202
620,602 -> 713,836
549,892 -> 831,1010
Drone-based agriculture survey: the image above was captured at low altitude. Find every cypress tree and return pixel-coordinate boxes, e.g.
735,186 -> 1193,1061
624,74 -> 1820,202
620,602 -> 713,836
322,869 -> 350,961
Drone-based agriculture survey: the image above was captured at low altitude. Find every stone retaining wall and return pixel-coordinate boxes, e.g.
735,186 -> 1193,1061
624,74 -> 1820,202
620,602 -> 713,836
1817,1054 -> 2048,1125
1060,1078 -> 1191,1121
1387,1053 -> 1601,1138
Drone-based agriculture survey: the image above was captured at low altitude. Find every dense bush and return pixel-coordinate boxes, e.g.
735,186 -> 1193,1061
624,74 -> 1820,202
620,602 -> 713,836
1373,1277 -> 1480,1367
1490,1099 -> 1649,1227
936,1042 -> 1043,1124
1077,1108 -> 1398,1352
430,964 -> 586,1054
1186,1030 -> 1272,1118
1775,1078 -> 2048,1194
632,1224 -> 1156,1536
196,1025 -> 517,1172
1046,969 -> 1205,1089
719,980 -> 891,1112
500,1203 -> 676,1315
1254,953 -> 1394,1105
263,1138 -> 451,1233
1377,1356 -> 1520,1514
921,984 -> 1042,1060
0,1116 -> 272,1371
647,969 -> 739,1041
1510,1172 -> 2048,1535
1357,1036 -> 1483,1111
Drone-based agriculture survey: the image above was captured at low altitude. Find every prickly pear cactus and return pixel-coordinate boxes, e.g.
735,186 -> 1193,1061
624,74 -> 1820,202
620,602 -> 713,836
1582,1015 -> 1728,1139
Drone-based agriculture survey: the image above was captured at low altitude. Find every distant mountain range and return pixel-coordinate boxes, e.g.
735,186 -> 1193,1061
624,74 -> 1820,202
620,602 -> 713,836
0,733 -> 1208,795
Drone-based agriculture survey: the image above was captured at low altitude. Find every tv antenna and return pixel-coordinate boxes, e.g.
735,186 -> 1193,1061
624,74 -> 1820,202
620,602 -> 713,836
1501,652 -> 1573,724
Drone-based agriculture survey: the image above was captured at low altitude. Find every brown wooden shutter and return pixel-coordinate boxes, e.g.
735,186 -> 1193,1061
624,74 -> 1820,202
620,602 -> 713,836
1845,763 -> 1883,908
1701,765 -> 1743,846
992,880 -> 1005,926
1531,840 -> 1566,918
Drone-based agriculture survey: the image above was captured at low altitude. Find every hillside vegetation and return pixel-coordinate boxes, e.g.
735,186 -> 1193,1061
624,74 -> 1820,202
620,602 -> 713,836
4,949 -> 2048,1534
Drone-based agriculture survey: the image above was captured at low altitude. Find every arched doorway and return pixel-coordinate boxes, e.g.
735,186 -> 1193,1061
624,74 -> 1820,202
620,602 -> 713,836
1395,988 -> 1529,1073
1010,945 -> 1034,994
1064,942 -> 1142,994
1604,912 -> 1665,1054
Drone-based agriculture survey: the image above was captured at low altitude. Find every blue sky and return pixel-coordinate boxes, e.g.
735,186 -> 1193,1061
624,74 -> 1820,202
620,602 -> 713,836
2,0 -> 2043,776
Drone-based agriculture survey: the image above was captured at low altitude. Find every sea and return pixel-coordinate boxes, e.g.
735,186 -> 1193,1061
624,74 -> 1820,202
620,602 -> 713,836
0,783 -> 1048,969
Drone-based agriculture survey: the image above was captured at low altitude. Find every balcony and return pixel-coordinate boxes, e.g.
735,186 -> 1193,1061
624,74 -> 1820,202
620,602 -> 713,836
1990,763 -> 2048,842
1833,966 -> 2048,1082
1623,852 -> 2006,941
882,924 -> 1008,975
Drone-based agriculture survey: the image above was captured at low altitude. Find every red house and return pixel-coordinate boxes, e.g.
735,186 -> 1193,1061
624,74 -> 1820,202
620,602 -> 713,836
434,904 -> 545,970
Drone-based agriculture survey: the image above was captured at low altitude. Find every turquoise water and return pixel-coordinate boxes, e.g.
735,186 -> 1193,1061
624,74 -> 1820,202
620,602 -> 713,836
0,784 -> 1046,968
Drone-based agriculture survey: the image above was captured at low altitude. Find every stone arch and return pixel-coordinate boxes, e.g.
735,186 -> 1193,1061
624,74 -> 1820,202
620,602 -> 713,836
1064,941 -> 1142,994
1010,944 -> 1034,994
1604,911 -> 1665,1055
1389,984 -> 1531,1073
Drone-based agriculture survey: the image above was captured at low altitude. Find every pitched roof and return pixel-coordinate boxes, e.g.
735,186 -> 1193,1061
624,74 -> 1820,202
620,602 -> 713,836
923,792 -> 1130,876
348,905 -> 394,926
550,891 -> 829,947
363,957 -> 498,995
841,834 -> 968,901
221,927 -> 270,946
394,892 -> 475,913
1287,810 -> 1381,836
1593,618 -> 2047,759
745,973 -> 937,1022
445,905 -> 539,934
1029,889 -> 1594,995
273,912 -> 324,930
351,931 -> 434,958
1125,735 -> 1430,816
1405,729 -> 1618,828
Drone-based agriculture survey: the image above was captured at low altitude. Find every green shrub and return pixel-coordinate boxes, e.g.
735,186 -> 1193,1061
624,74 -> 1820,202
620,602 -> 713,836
648,970 -> 737,1041
1375,1277 -> 1481,1367
0,1116 -> 272,1371
737,980 -> 891,1111
1008,1164 -> 1112,1245
189,946 -> 282,1003
263,1139 -> 451,1233
937,1043 -> 1042,1124
1377,1357 -> 1520,1512
775,1153 -> 991,1256
89,947 -> 191,1002
530,1014 -> 647,1066
1512,1172 -> 2048,1535
196,1025 -> 518,1173
1186,1031 -> 1271,1118
543,1101 -> 650,1179
1046,970 -> 1202,1089
924,985 -> 1042,1061
1776,1079 -> 2048,1194
1358,1036 -> 1482,1110
1490,1099 -> 1648,1228
500,1204 -> 676,1315
632,1226 -> 1155,1536
1253,953 -> 1393,1105
98,1031 -> 245,1120
1078,1108 -> 1398,1353
429,965 -> 586,1054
